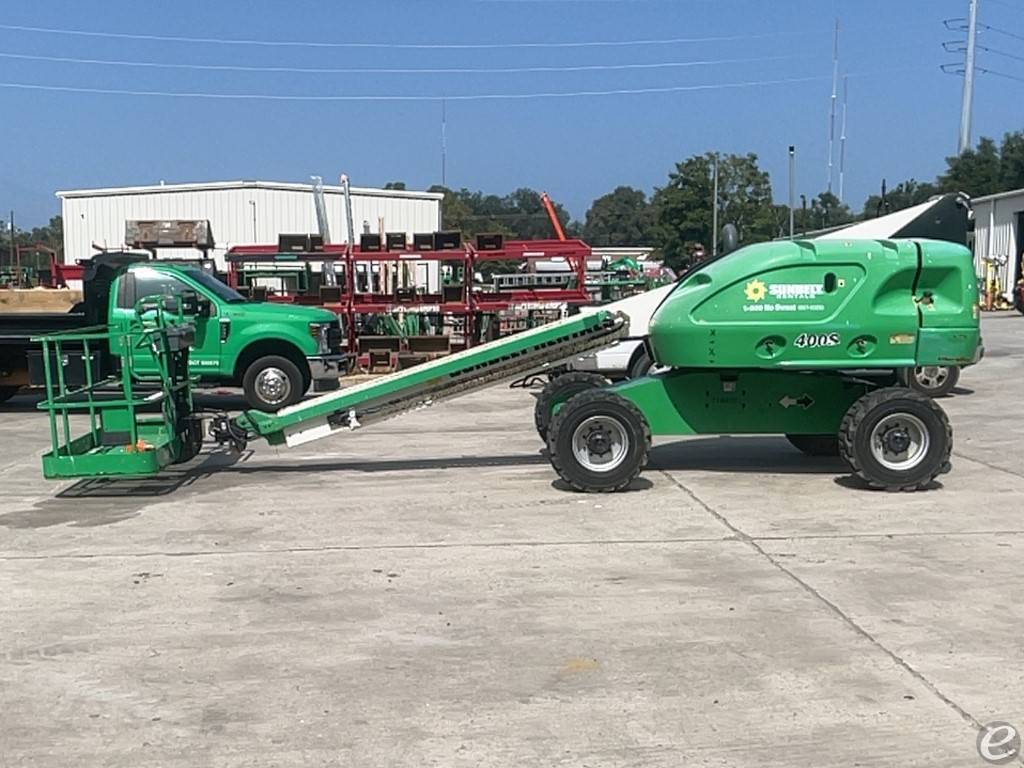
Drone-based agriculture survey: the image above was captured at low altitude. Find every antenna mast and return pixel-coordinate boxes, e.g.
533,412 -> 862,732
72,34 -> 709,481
839,75 -> 848,202
826,19 -> 839,194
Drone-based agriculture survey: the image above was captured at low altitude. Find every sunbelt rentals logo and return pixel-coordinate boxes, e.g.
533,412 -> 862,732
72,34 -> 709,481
744,279 -> 767,302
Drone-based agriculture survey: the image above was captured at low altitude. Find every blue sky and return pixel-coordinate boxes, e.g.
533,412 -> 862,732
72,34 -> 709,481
0,0 -> 1018,227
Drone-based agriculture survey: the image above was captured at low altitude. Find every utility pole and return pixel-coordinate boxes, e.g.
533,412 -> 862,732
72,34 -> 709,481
711,154 -> 719,257
826,19 -> 839,194
8,211 -> 14,269
958,0 -> 979,154
788,146 -> 796,239
441,99 -> 448,187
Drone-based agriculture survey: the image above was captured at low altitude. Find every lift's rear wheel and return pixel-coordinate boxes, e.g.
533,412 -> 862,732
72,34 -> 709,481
534,372 -> 609,441
547,389 -> 650,493
839,387 -> 952,491
785,434 -> 840,456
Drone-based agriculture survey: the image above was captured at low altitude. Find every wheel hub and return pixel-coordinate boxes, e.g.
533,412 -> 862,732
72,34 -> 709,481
915,366 -> 948,388
255,367 -> 291,405
586,429 -> 612,456
883,427 -> 911,454
571,415 -> 630,473
869,413 -> 930,471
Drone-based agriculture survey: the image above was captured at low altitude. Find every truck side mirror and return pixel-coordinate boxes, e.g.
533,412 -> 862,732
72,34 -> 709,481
135,295 -> 169,315
179,290 -> 211,317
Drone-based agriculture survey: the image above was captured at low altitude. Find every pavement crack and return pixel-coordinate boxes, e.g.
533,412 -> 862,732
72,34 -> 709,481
660,469 -> 987,734
0,534 -> 735,562
954,451 -> 1024,481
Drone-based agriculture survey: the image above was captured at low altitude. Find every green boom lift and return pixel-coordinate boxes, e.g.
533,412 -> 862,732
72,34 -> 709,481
35,238 -> 980,492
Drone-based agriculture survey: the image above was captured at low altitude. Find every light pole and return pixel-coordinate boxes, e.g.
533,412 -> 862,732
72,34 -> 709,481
711,154 -> 719,257
248,200 -> 257,242
788,146 -> 796,239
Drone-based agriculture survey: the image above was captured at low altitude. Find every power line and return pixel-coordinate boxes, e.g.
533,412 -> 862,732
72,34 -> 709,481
979,22 -> 1024,44
981,45 -> 1024,64
0,75 -> 827,102
0,50 -> 808,75
979,67 -> 1024,83
0,22 -> 776,50
983,0 -> 1024,10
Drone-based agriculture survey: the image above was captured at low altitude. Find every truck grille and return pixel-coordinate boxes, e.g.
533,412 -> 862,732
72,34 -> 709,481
327,323 -> 343,353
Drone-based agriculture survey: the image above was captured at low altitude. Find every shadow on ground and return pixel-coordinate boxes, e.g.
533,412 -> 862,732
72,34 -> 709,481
3,435 -> 939,519
647,435 -> 844,475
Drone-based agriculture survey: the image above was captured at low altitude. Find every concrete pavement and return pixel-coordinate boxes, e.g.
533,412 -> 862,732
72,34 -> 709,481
1,313 -> 1022,767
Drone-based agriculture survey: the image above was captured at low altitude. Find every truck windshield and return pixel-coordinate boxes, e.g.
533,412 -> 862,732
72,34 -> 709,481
185,269 -> 247,303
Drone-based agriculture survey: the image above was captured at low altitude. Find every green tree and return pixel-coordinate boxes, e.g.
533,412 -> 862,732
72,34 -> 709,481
999,131 -> 1024,191
383,181 -> 407,190
652,152 -> 775,269
940,136 -> 1002,196
427,185 -> 576,240
582,186 -> 655,247
862,179 -> 939,218
809,192 -> 854,230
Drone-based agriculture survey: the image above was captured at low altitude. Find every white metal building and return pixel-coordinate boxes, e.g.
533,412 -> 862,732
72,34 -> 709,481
56,180 -> 444,268
972,188 -> 1024,295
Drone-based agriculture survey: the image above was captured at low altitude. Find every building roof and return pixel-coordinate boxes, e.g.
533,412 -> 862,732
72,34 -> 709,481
972,187 -> 1024,205
56,179 -> 444,202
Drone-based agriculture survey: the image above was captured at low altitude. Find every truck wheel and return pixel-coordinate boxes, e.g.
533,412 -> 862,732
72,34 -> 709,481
534,372 -> 609,441
628,348 -> 655,380
547,389 -> 650,493
839,387 -> 952,492
242,355 -> 305,412
0,386 -> 19,404
901,366 -> 960,398
785,434 -> 840,456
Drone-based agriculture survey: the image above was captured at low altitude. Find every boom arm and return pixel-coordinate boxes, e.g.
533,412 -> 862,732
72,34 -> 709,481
213,310 -> 627,452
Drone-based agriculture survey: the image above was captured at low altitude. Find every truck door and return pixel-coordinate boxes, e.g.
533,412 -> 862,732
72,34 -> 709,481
111,266 -> 219,378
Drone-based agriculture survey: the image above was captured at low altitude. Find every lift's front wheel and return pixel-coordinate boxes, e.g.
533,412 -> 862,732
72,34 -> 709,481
839,388 -> 952,491
547,389 -> 650,492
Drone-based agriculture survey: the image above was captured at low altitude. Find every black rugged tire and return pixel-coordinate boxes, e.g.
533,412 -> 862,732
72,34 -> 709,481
838,387 -> 952,492
901,366 -> 960,398
547,389 -> 651,493
0,386 -> 19,404
534,372 -> 609,441
786,434 -> 840,456
628,347 -> 655,380
242,355 -> 305,412
173,418 -> 204,464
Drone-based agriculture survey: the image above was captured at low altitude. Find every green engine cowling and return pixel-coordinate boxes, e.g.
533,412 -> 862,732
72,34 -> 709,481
648,238 -> 980,370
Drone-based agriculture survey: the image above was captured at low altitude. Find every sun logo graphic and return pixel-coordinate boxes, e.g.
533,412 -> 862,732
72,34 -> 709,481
744,279 -> 767,302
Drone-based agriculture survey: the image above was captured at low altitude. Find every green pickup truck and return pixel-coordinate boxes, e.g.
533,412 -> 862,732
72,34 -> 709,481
0,253 -> 346,411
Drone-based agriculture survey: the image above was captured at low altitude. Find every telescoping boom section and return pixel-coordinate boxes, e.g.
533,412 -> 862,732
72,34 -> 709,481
212,310 -> 627,452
